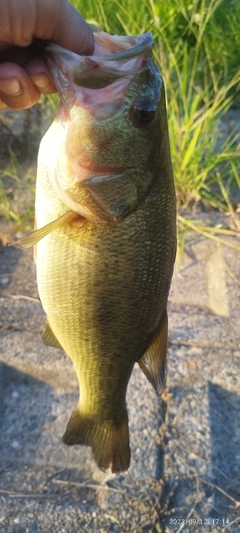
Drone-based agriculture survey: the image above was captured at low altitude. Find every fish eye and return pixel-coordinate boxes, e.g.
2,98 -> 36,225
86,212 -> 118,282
130,101 -> 157,127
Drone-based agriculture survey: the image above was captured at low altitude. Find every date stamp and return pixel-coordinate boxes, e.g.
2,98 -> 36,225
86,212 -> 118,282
167,517 -> 231,527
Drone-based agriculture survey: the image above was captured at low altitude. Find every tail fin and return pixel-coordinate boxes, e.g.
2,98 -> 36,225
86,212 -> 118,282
63,407 -> 130,473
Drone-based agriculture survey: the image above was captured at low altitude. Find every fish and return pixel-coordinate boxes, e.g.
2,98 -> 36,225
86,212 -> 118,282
16,29 -> 176,473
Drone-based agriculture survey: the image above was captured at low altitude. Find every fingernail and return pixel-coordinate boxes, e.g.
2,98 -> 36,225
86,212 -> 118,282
0,77 -> 21,96
33,74 -> 52,89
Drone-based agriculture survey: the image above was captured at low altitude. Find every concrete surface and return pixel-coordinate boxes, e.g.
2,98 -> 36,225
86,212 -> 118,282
0,212 -> 240,532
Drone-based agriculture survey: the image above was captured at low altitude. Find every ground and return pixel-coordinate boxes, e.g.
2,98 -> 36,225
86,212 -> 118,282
0,108 -> 240,532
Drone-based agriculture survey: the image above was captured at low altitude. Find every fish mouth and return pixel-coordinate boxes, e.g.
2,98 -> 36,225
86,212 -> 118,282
45,31 -> 156,110
68,152 -> 122,177
46,32 -> 153,88
64,141 -> 122,183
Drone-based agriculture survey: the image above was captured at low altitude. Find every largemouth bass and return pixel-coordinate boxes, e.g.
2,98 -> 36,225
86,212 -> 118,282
18,30 -> 176,473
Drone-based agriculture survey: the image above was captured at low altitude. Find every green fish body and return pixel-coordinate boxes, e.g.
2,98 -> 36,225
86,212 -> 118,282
19,31 -> 176,473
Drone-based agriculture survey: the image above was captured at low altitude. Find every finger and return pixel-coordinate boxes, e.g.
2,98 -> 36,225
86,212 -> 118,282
0,1 -> 94,56
0,97 -> 8,110
25,58 -> 56,94
0,63 -> 40,110
47,2 -> 94,56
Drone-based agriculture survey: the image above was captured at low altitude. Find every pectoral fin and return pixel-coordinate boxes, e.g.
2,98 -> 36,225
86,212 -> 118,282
138,312 -> 168,396
42,319 -> 63,350
13,211 -> 77,248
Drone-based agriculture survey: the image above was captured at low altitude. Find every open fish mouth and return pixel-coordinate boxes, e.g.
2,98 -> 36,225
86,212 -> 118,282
46,31 -> 154,89
45,31 -> 159,113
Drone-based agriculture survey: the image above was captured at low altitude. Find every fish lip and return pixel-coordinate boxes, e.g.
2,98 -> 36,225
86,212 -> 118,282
84,32 -> 153,62
69,157 -> 122,176
45,32 -> 153,63
66,152 -> 122,181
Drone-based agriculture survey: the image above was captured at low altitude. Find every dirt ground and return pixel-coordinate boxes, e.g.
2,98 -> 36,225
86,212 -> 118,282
0,108 -> 240,532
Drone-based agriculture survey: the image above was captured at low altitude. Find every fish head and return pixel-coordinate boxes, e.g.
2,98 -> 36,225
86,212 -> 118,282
45,31 -> 168,223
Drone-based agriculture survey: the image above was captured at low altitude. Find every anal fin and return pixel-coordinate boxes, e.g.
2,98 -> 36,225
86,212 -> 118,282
138,311 -> 168,396
42,319 -> 63,350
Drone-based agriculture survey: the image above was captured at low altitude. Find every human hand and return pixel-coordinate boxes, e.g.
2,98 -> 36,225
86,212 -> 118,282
0,0 -> 94,110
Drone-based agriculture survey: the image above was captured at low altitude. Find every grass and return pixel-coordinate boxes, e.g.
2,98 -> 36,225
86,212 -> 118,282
0,0 -> 239,243
0,105 -> 50,237
0,155 -> 37,249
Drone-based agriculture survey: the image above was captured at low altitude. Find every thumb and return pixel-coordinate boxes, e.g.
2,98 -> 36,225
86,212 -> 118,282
50,2 -> 94,55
